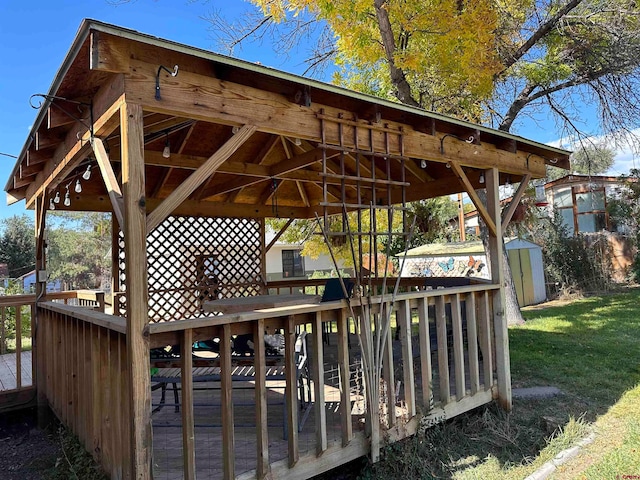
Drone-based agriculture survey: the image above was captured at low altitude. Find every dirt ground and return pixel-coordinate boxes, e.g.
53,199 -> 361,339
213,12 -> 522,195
0,408 -> 62,480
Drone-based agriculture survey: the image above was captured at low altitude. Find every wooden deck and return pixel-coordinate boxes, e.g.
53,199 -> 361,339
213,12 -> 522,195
0,351 -> 33,391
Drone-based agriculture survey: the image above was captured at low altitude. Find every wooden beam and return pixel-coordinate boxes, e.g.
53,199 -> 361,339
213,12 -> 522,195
120,102 -> 153,479
47,101 -> 89,129
485,167 -> 511,412
90,31 -> 131,73
35,130 -> 65,151
25,74 -> 126,208
297,181 -> 310,207
92,138 -> 125,227
269,148 -> 324,177
146,124 -> 257,232
449,161 -> 497,237
501,173 -> 531,231
181,329 -> 196,480
123,57 -> 552,177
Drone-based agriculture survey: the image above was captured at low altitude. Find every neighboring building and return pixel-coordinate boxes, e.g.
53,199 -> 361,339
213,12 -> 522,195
265,232 -> 341,281
400,239 -> 547,306
543,174 -> 629,235
16,270 -> 62,294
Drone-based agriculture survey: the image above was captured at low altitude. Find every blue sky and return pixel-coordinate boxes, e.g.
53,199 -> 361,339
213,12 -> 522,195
0,0 -> 637,222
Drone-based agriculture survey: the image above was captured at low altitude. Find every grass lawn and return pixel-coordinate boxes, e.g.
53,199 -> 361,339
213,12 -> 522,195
356,287 -> 640,480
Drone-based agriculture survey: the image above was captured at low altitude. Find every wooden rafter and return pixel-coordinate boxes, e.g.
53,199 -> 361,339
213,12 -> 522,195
265,218 -> 295,252
146,124 -> 257,232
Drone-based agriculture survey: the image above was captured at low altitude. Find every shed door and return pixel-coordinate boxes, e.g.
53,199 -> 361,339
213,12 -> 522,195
508,249 -> 535,307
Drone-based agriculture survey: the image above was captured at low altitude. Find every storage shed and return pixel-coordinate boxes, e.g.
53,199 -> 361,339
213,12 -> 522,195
401,238 -> 546,306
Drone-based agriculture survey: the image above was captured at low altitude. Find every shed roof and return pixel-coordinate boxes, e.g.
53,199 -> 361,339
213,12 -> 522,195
5,19 -> 571,219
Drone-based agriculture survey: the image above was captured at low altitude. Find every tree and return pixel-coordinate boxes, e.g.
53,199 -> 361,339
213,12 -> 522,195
607,168 -> 640,280
46,213 -> 112,290
0,214 -> 35,278
547,141 -> 616,180
213,1 -> 640,142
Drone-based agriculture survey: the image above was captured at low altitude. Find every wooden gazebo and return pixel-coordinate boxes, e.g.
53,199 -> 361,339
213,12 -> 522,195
5,20 -> 569,480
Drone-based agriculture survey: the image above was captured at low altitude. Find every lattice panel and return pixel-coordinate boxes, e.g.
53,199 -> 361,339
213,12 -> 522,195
117,216 -> 264,322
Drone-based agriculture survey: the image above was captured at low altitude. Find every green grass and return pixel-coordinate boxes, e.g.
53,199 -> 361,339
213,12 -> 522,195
351,287 -> 640,480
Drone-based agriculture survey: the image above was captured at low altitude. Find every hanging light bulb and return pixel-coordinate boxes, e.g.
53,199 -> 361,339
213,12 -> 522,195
505,175 -> 511,188
53,191 -> 60,204
64,188 -> 71,207
82,164 -> 91,181
232,125 -> 240,134
49,198 -> 55,210
75,179 -> 82,193
293,137 -> 302,146
162,131 -> 171,158
479,172 -> 485,184
420,159 -> 427,169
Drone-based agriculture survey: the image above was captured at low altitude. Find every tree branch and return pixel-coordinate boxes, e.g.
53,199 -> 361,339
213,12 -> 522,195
373,0 -> 420,107
498,0 -> 585,77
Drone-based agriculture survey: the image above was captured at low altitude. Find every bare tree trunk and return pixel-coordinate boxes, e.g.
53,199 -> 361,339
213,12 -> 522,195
477,191 -> 526,325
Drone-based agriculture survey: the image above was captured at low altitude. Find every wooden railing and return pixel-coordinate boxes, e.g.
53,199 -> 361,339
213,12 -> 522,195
147,281 -> 500,480
0,290 -> 106,403
36,301 -> 129,479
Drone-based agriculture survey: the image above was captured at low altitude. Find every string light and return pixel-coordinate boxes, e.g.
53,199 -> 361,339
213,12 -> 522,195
63,186 -> 71,207
162,131 -> 171,158
479,172 -> 485,184
420,159 -> 427,169
82,164 -> 91,181
75,179 -> 82,193
49,198 -> 55,210
53,191 -> 60,204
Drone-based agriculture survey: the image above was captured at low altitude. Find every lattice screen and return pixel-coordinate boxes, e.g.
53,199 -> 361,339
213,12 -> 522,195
116,216 -> 264,323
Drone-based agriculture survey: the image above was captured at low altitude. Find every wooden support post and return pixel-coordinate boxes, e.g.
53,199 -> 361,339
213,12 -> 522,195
485,167 -> 512,411
399,300 -> 415,418
120,101 -> 153,478
466,293 -> 480,395
253,319 -> 269,478
435,296 -> 450,405
92,138 -> 125,228
501,173 -> 531,231
284,315 -> 299,466
312,312 -> 327,454
451,293 -> 466,400
221,323 -> 235,479
34,194 -> 50,426
336,308 -> 353,445
181,329 -> 196,480
417,297 -> 433,409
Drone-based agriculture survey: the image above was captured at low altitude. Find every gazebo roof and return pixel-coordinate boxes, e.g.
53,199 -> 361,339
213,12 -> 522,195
5,19 -> 570,220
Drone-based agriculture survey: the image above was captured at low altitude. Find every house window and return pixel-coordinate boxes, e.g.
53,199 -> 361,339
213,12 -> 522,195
282,250 -> 304,278
558,208 -> 575,236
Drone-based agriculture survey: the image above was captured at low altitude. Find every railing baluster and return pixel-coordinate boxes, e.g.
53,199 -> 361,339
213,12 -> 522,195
336,308 -> 353,445
312,311 -> 327,454
221,323 -> 235,479
435,296 -> 450,405
451,293 -> 466,400
181,328 -> 196,480
477,291 -> 493,389
399,299 -> 415,418
1,306 -> 6,355
16,306 -> 22,389
253,318 -> 269,478
417,297 -> 432,409
466,293 -> 480,395
284,314 -> 299,466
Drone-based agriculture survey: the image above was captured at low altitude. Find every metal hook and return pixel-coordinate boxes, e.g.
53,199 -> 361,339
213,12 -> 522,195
439,133 -> 475,154
155,65 -> 179,100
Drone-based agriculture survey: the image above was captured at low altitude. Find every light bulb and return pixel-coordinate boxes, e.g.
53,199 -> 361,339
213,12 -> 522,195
294,137 -> 302,146
64,190 -> 71,207
479,172 -> 485,184
75,179 -> 82,193
505,176 -> 511,188
53,191 -> 60,204
162,144 -> 171,158
420,159 -> 427,169
49,198 -> 55,210
82,164 -> 91,181
232,125 -> 240,134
